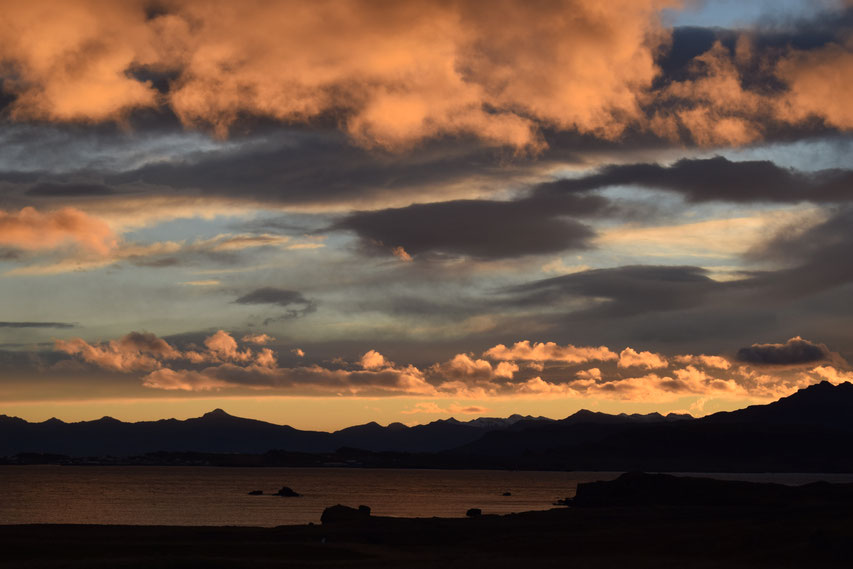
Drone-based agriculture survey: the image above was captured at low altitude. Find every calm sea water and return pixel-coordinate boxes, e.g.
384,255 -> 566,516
0,466 -> 618,526
3,467 -> 853,527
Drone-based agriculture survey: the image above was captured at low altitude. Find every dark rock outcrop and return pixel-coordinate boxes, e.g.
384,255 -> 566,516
466,508 -> 482,517
276,486 -> 301,497
320,504 -> 372,524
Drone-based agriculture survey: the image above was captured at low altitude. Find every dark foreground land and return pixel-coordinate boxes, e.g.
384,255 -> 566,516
3,473 -> 853,569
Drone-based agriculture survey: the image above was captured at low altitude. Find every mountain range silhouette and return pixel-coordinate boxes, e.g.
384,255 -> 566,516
3,381 -> 853,471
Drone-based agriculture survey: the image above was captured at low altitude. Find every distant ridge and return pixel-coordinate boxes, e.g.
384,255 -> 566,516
5,382 -> 853,472
0,407 -> 565,457
453,381 -> 853,472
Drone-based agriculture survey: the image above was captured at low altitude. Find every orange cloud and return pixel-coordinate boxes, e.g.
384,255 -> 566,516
0,1 -> 159,122
202,330 -> 254,363
141,368 -> 231,391
483,341 -> 618,364
576,367 -> 603,380
242,333 -> 274,345
0,207 -> 308,275
55,331 -> 851,401
56,331 -> 434,395
515,376 -> 576,397
401,401 -> 490,415
0,207 -> 118,256
649,40 -> 766,146
775,38 -> 853,130
0,0 -> 675,149
168,0 -> 676,148
360,349 -> 389,370
6,2 -> 853,149
391,246 -> 413,262
433,353 -> 517,381
646,32 -> 853,145
618,347 -> 668,369
142,362 -> 437,396
56,332 -> 180,372
811,365 -> 853,384
59,330 -> 276,371
673,354 -> 731,370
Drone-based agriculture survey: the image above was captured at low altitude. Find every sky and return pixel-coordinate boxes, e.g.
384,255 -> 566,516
2,0 -> 853,430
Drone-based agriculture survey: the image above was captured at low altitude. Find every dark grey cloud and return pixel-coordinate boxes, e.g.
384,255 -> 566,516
504,265 -> 721,318
26,183 -> 115,197
535,156 -> 853,204
749,207 -> 853,264
235,288 -> 310,307
105,131 -> 562,207
6,125 -> 847,218
479,201 -> 853,353
259,303 -> 319,325
333,194 -> 609,260
736,337 -> 831,365
129,257 -> 181,268
235,288 -> 317,324
0,321 -> 77,329
744,207 -> 853,299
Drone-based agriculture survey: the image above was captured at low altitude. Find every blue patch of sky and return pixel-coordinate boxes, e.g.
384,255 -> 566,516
710,138 -> 853,172
0,126 -> 244,174
124,210 -> 334,246
122,215 -> 249,244
591,185 -> 782,225
665,0 -> 835,29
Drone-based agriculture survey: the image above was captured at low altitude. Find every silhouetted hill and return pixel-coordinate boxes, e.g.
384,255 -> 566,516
0,409 -> 554,457
704,380 -> 853,430
452,382 -> 853,472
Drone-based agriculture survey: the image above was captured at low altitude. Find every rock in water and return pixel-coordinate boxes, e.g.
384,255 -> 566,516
276,486 -> 301,497
466,508 -> 482,517
248,490 -> 263,495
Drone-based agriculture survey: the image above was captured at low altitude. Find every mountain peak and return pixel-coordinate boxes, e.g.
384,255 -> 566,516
799,380 -> 853,395
201,408 -> 233,419
93,416 -> 120,424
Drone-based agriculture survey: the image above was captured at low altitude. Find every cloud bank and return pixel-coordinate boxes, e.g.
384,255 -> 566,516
6,1 -> 853,149
54,331 -> 851,403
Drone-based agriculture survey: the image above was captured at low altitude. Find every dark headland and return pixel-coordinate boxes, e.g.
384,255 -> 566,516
3,472 -> 853,568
